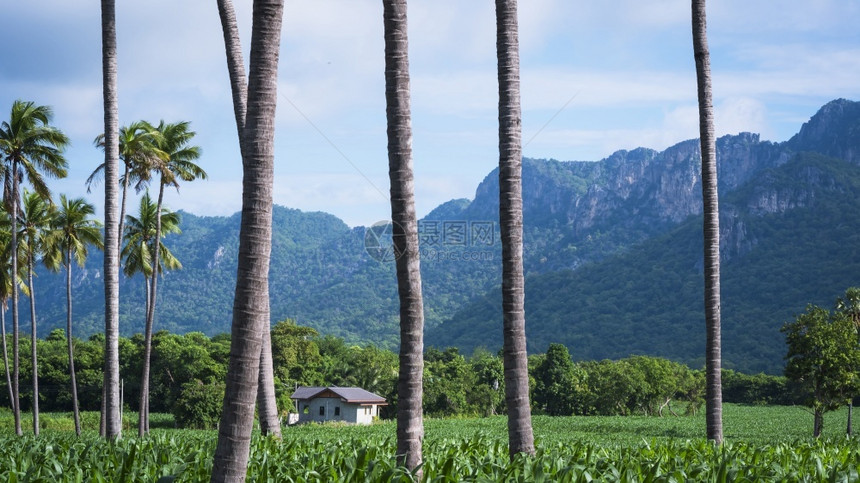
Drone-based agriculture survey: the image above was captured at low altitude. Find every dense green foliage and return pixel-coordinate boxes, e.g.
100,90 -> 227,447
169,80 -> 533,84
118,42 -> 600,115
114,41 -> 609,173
0,325 -> 809,429
172,380 -> 225,430
580,356 -> 704,417
0,406 -> 858,481
782,301 -> 860,436
533,344 -> 588,416
721,370 -> 800,406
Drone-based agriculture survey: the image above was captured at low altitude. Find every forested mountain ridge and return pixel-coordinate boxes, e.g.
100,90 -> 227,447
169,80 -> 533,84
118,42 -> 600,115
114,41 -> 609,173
22,99 -> 860,373
430,151 -> 860,374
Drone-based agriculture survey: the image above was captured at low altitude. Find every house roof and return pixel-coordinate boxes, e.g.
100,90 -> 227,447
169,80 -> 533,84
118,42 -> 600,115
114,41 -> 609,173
290,386 -> 387,404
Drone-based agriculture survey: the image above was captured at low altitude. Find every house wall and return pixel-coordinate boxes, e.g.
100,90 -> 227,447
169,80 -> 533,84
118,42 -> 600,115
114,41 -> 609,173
295,397 -> 379,425
344,403 -> 378,425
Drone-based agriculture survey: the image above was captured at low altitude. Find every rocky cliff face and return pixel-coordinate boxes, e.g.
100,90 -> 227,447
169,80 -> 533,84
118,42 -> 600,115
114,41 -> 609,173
458,100 -> 860,272
788,98 -> 860,162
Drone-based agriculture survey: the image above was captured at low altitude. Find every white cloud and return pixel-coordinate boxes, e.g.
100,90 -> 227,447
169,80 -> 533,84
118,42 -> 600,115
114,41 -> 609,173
522,98 -> 771,161
522,69 -> 695,109
715,97 -> 769,139
412,70 -> 497,115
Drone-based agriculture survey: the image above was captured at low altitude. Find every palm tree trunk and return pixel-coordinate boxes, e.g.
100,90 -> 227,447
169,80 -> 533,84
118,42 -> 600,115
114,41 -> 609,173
382,0 -> 425,474
495,0 -> 535,458
28,256 -> 39,436
117,163 -> 131,253
140,276 -> 150,431
66,253 -> 81,436
257,327 -> 281,437
1,305 -> 13,411
10,161 -> 21,436
217,0 -> 281,436
813,408 -> 823,437
99,386 -> 106,436
211,1 -> 283,480
692,0 -> 723,444
101,0 -> 122,441
216,0 -> 248,157
140,184 -> 165,437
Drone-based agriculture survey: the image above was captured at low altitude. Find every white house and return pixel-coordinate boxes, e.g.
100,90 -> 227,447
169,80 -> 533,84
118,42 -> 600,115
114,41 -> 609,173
290,386 -> 387,425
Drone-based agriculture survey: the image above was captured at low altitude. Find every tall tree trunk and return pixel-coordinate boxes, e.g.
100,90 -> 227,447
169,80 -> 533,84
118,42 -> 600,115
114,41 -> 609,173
28,257 -> 39,436
382,0 -> 425,474
101,0 -> 122,440
117,163 -> 130,253
135,276 -> 151,431
1,306 -> 12,411
66,252 -> 81,436
110,182 -> 128,436
692,0 -> 723,444
217,0 -> 249,157
848,403 -> 853,436
211,1 -> 283,480
257,327 -> 281,437
99,386 -> 106,436
139,183 -> 165,436
495,0 -> 535,458
813,408 -> 823,438
217,0 -> 281,437
10,161 -> 21,436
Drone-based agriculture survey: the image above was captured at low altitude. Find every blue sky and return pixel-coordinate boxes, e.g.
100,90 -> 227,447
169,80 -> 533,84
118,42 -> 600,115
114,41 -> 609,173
1,0 -> 858,227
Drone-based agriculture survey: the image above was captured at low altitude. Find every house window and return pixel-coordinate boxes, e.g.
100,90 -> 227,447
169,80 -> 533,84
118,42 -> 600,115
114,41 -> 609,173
319,406 -> 325,416
303,405 -> 309,414
334,406 -> 340,416
365,407 -> 371,415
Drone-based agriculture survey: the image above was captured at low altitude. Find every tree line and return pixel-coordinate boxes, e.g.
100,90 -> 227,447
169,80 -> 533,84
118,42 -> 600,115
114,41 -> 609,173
0,319 -> 815,430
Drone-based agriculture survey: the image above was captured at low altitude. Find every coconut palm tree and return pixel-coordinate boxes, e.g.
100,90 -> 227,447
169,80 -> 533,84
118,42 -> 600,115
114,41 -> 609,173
692,0 -> 722,444
0,100 -> 68,436
100,0 -> 122,441
90,121 -> 165,254
123,193 -> 180,433
211,0 -> 284,479
121,193 -> 181,287
381,0 -> 426,473
123,191 -> 182,435
136,121 -> 203,436
17,189 -> 57,436
43,195 -> 103,436
216,0 -> 280,437
495,0 -> 535,458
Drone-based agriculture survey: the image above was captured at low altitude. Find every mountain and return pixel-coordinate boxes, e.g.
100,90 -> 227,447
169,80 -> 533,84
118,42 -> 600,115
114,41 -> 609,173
429,152 -> 860,374
23,99 -> 860,374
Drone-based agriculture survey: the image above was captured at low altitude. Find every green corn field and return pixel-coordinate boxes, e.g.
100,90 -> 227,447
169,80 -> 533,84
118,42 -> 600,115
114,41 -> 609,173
0,404 -> 858,481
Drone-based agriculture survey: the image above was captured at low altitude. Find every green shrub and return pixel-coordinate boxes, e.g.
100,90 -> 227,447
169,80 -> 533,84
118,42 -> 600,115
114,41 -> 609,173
172,380 -> 224,429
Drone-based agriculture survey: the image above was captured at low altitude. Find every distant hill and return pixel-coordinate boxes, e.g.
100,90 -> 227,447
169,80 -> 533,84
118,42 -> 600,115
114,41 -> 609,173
23,99 -> 860,374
